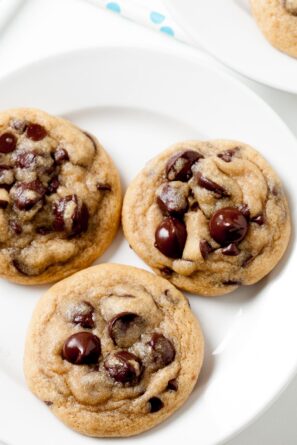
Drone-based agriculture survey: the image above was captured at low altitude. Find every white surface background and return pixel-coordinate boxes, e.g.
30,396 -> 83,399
0,0 -> 296,443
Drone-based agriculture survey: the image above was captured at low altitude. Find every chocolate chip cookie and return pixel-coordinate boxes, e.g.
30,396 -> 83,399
122,140 -> 290,296
251,0 -> 297,58
0,108 -> 121,284
24,264 -> 204,437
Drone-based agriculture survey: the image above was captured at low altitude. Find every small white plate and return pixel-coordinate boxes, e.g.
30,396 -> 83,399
164,0 -> 297,94
0,0 -> 23,31
0,47 -> 296,445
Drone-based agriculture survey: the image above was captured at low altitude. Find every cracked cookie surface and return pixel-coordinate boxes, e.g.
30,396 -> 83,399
0,108 -> 122,284
24,264 -> 204,437
251,0 -> 297,58
122,140 -> 290,296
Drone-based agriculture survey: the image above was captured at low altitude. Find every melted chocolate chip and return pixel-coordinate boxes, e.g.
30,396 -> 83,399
209,207 -> 248,246
13,179 -> 46,211
155,217 -> 187,258
251,214 -> 265,225
96,183 -> 111,192
53,194 -> 89,235
104,351 -> 142,385
217,148 -> 237,163
196,172 -> 229,198
44,401 -> 53,406
160,266 -> 173,277
148,333 -> 175,369
242,254 -> 253,268
222,243 -> 240,256
167,379 -> 178,391
156,183 -> 188,216
10,119 -> 27,134
36,226 -> 52,235
15,151 -> 37,169
9,220 -> 22,234
26,123 -> 47,141
108,312 -> 144,348
238,204 -> 250,220
166,150 -> 203,182
0,199 -> 8,209
0,132 -> 17,154
62,332 -> 101,365
72,302 -> 95,329
200,240 -> 213,260
47,176 -> 60,195
54,147 -> 69,164
222,280 -> 241,286
148,397 -> 164,413
190,201 -> 199,211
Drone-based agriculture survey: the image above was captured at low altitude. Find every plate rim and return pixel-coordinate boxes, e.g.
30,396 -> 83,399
163,0 -> 297,95
0,45 -> 296,445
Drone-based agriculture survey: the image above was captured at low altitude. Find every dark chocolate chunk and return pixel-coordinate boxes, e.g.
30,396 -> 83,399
26,123 -> 47,141
10,119 -> 27,134
53,194 -> 89,235
62,332 -> 101,365
148,397 -> 164,413
251,214 -> 265,225
200,240 -> 213,260
209,207 -> 248,246
196,172 -> 229,198
155,217 -> 187,258
108,312 -> 144,348
242,254 -> 254,268
72,302 -> 95,329
54,147 -> 69,164
47,176 -> 60,195
0,132 -> 17,154
104,351 -> 142,385
0,199 -> 8,209
222,243 -> 240,256
96,183 -> 111,192
36,226 -> 52,235
156,183 -> 188,216
13,179 -> 46,211
148,333 -> 175,369
9,220 -> 22,234
15,151 -> 37,169
167,379 -> 178,391
222,280 -> 241,286
238,204 -> 250,220
217,148 -> 237,163
166,150 -> 203,182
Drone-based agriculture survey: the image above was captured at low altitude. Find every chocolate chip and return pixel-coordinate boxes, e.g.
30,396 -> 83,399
222,243 -> 240,256
222,280 -> 241,286
217,148 -> 237,163
200,240 -> 213,260
242,254 -> 253,268
54,147 -> 69,164
160,266 -> 173,276
167,379 -> 178,391
196,172 -> 229,198
44,401 -> 53,406
156,183 -> 188,216
15,151 -> 37,169
36,226 -> 52,235
238,204 -> 250,220
0,199 -> 8,209
53,195 -> 89,235
166,150 -> 203,182
12,259 -> 28,275
9,220 -> 22,234
13,179 -> 46,211
209,207 -> 248,246
47,176 -> 60,195
148,333 -> 175,369
190,201 -> 199,211
0,132 -> 17,154
62,332 -> 101,365
148,397 -> 164,413
72,302 -> 95,329
104,351 -> 142,385
96,183 -> 111,192
251,214 -> 265,225
10,119 -> 27,134
155,217 -> 187,258
26,123 -> 47,141
108,312 -> 144,348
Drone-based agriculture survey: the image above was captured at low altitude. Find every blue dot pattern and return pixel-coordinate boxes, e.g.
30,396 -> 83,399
150,11 -> 165,24
106,2 -> 121,13
160,26 -> 174,37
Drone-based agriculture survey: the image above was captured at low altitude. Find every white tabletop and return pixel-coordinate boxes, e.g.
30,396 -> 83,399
0,0 -> 296,443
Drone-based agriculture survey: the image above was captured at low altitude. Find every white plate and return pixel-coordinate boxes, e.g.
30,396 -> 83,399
0,0 -> 24,31
0,47 -> 296,445
164,0 -> 297,94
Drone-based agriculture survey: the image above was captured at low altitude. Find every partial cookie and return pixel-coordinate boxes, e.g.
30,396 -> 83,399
24,264 -> 204,437
0,108 -> 121,284
251,0 -> 297,58
122,140 -> 290,296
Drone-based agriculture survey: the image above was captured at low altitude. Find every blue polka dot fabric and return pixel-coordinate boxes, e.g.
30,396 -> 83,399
86,0 -> 187,42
